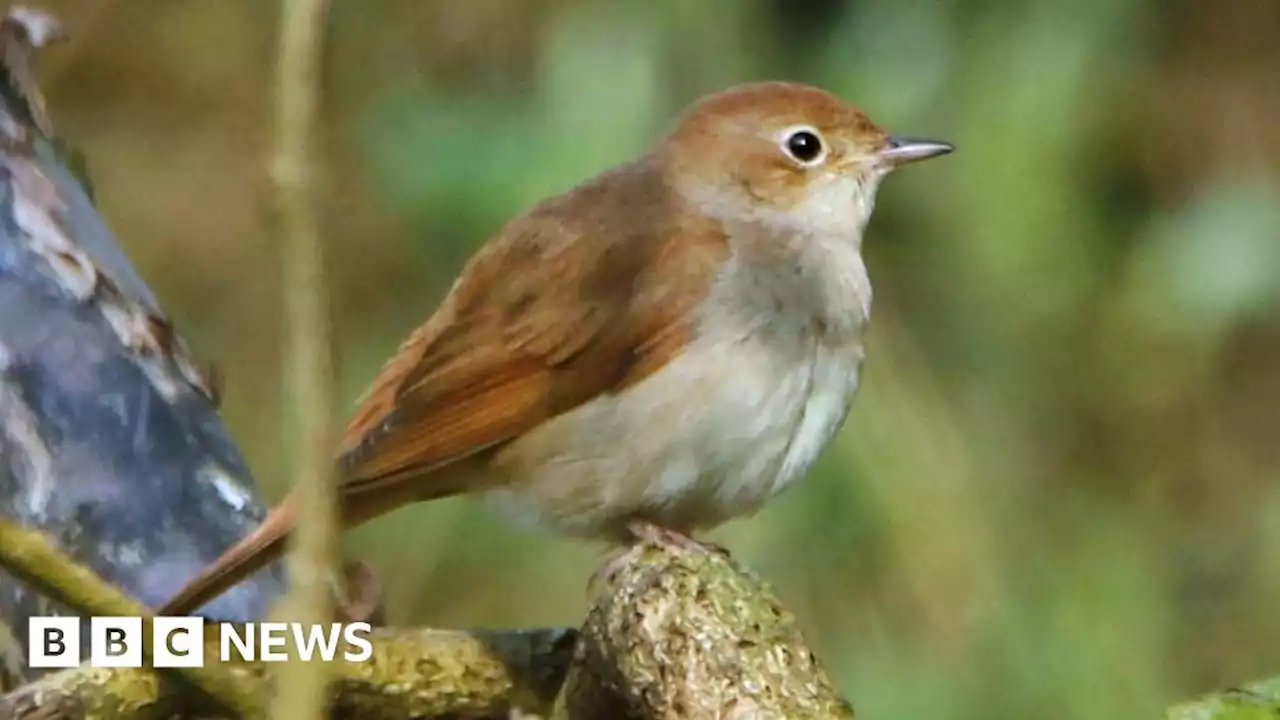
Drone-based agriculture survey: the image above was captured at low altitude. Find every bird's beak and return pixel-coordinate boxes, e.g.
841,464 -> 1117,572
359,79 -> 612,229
879,135 -> 954,167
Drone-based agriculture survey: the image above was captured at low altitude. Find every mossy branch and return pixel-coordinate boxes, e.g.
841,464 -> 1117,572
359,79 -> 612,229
0,517 -> 574,719
555,545 -> 857,719
0,531 -> 861,720
0,519 -> 260,718
0,625 -> 575,720
8,507 -> 1280,719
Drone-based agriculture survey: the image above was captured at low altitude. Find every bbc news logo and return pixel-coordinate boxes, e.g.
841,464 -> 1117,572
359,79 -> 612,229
28,617 -> 373,668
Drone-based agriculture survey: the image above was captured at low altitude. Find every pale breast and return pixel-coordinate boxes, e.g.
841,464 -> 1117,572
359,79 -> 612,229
484,328 -> 863,540
484,229 -> 871,542
667,327 -> 866,529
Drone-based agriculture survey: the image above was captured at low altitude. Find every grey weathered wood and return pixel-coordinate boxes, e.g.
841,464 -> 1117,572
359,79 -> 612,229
0,8 -> 284,676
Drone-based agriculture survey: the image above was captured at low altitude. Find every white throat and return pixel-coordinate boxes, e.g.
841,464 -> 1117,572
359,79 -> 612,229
678,171 -> 888,258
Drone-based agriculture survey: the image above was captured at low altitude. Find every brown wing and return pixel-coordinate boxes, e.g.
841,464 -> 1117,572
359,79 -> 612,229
335,161 -> 730,500
157,162 -> 729,618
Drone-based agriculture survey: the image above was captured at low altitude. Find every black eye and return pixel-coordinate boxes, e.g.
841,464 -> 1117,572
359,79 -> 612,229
784,129 -> 824,164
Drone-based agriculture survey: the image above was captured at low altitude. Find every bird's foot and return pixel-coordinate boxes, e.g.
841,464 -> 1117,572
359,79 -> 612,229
334,561 -> 384,625
587,521 -> 731,594
626,519 -> 730,557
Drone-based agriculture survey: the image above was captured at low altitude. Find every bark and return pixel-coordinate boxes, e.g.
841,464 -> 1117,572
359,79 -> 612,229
0,626 -> 576,720
0,6 -> 284,680
0,518 -> 257,715
555,546 -> 857,720
7,520 -> 1278,720
0,512 -> 575,719
0,526 -> 857,720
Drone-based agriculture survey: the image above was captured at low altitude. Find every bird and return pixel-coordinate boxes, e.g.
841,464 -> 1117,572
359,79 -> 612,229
158,81 -> 952,617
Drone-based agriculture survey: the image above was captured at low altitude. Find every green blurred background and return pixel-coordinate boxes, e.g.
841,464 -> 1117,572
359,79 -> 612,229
30,0 -> 1280,716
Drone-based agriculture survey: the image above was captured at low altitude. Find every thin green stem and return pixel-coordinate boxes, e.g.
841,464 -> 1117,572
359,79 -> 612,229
270,0 -> 335,718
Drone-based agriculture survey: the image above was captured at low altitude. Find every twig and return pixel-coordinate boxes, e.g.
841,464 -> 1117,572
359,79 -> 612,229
270,0 -> 336,718
0,519 -> 262,717
0,626 -> 576,720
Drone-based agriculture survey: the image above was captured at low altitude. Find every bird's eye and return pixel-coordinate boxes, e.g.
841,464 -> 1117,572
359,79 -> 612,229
782,128 -> 825,165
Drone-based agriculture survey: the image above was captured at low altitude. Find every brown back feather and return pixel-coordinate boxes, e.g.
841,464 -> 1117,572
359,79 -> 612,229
159,159 -> 729,618
336,159 -> 730,500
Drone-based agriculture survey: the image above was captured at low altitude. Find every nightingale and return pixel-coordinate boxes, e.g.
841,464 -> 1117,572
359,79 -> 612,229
159,81 -> 952,617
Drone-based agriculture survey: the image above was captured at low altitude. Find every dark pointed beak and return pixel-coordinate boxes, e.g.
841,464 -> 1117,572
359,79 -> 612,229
879,135 -> 954,167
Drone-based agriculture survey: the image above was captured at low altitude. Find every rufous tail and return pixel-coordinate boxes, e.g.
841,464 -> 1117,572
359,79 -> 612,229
157,494 -> 300,616
157,466 -> 465,617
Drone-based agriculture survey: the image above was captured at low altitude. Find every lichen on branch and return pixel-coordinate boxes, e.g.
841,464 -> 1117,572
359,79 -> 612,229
556,544 -> 857,719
